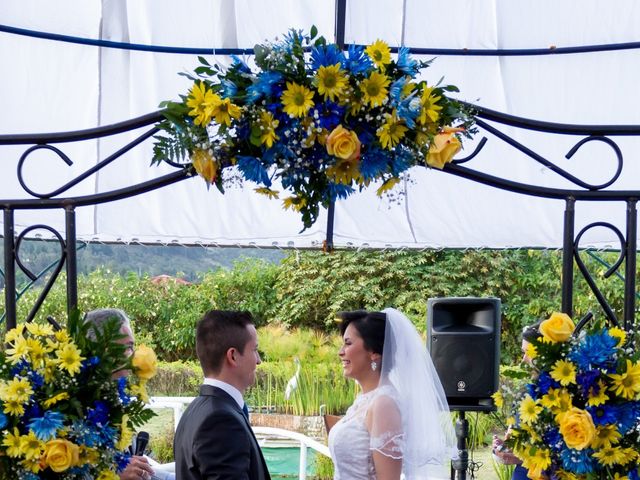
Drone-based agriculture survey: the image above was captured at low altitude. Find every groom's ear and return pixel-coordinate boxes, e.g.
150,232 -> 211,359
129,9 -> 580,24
226,347 -> 238,366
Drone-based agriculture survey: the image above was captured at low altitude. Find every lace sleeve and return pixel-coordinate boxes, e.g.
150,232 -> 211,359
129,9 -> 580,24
368,390 -> 405,459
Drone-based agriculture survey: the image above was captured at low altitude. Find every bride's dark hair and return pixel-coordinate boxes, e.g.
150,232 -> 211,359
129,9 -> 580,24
337,310 -> 386,354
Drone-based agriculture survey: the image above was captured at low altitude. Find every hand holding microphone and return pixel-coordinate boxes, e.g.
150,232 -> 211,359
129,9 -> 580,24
134,431 -> 150,456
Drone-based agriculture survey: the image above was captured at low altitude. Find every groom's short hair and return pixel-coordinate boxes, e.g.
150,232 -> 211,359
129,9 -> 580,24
196,310 -> 254,375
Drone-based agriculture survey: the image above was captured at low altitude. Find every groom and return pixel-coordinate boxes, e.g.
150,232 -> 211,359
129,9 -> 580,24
174,310 -> 271,480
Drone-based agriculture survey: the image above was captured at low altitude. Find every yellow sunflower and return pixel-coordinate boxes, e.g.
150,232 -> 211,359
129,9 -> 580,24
608,327 -> 627,347
359,71 -> 390,108
418,86 -> 443,125
550,360 -> 577,386
608,359 -> 640,400
591,424 -> 621,449
519,394 -> 543,424
2,428 -> 23,457
365,39 -> 391,70
281,82 -> 314,118
314,63 -> 348,101
186,81 -> 217,126
326,158 -> 362,185
210,97 -> 241,126
592,446 -> 627,467
257,111 -> 280,148
55,343 -> 85,376
377,114 -> 408,150
282,196 -> 308,212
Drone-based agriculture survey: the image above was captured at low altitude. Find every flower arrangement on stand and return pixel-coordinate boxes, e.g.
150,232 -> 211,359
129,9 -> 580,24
153,27 -> 475,229
0,311 -> 157,479
505,312 -> 640,479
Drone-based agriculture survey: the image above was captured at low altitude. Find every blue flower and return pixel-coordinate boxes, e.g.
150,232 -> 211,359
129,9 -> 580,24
344,44 -> 373,74
629,466 -> 640,480
543,428 -> 563,452
81,355 -> 100,373
311,44 -> 345,69
312,102 -> 344,130
576,369 -> 600,398
389,77 -> 408,104
118,377 -> 132,406
247,71 -> 284,103
116,451 -> 132,473
10,359 -> 30,376
0,411 -> 7,429
536,371 -> 560,395
559,448 -> 594,474
570,330 -> 617,370
396,96 -> 420,129
326,182 -> 354,201
397,47 -> 418,76
28,410 -> 65,441
230,55 -> 251,74
70,419 -> 104,447
237,156 -> 271,186
389,146 -> 413,176
220,79 -> 238,98
616,401 -> 640,434
359,148 -> 389,181
87,400 -> 110,426
587,403 -> 618,426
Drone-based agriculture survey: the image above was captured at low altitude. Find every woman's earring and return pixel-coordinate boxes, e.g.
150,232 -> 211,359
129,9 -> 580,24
371,361 -> 378,371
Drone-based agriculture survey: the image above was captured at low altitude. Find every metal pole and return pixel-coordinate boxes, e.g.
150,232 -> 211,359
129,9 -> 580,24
624,199 -> 637,331
65,207 -> 78,315
561,198 -> 575,316
451,411 -> 468,480
3,209 -> 16,331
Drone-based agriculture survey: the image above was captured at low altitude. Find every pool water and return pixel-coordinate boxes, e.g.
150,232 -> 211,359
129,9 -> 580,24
262,446 -> 319,478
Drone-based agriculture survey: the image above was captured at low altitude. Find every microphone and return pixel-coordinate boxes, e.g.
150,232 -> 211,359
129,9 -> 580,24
134,431 -> 150,456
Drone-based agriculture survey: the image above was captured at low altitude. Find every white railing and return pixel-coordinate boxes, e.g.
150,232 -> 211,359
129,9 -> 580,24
149,397 -> 331,480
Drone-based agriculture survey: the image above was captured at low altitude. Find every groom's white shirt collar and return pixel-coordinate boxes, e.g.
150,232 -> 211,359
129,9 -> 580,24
203,378 -> 244,409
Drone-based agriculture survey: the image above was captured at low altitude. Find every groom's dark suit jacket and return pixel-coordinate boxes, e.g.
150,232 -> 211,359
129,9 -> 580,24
174,385 -> 271,480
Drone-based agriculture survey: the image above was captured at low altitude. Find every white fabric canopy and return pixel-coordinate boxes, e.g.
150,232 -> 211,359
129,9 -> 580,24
1,0 -> 640,249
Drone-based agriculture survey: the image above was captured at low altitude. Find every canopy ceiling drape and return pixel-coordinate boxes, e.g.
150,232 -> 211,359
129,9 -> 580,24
1,0 -> 640,249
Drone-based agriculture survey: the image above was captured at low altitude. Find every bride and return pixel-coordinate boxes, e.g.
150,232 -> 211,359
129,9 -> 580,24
328,308 -> 456,479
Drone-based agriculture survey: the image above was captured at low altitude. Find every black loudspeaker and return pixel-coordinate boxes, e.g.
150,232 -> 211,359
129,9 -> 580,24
427,297 -> 501,410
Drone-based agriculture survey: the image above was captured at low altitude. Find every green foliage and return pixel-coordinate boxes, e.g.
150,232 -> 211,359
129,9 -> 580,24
148,361 -> 202,396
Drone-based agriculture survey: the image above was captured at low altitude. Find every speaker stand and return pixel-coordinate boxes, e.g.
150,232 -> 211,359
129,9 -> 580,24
451,410 -> 469,480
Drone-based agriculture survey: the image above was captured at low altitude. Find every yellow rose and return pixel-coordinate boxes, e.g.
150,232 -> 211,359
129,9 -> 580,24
558,407 -> 595,450
191,148 -> 218,184
539,312 -> 575,343
326,125 -> 361,161
132,345 -> 158,380
426,127 -> 463,169
43,439 -> 80,472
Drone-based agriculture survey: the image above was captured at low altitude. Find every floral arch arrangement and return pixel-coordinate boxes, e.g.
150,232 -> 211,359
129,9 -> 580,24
498,313 -> 640,479
0,312 -> 157,479
153,27 -> 476,229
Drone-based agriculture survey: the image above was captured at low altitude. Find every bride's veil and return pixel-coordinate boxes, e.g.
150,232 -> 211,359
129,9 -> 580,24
376,308 -> 457,477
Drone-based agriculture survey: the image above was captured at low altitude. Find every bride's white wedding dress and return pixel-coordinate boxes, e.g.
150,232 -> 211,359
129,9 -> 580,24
328,309 -> 456,480
328,385 -> 402,480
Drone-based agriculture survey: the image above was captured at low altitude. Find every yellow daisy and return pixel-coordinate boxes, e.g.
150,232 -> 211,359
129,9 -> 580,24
376,177 -> 400,196
281,82 -> 314,118
116,415 -> 134,452
43,391 -> 70,408
4,324 -> 26,344
365,39 -> 391,70
377,114 -> 408,150
3,398 -> 25,416
2,428 -> 23,457
20,431 -> 43,461
540,388 -> 563,409
550,360 -> 577,386
326,158 -> 361,185
282,196 -> 308,212
55,343 -> 85,376
608,359 -> 640,400
314,63 -> 348,101
210,97 -> 241,126
359,71 -> 390,108
525,342 -> 538,360
519,394 -> 543,424
592,446 -> 627,467
587,380 -> 609,406
5,335 -> 30,364
257,111 -> 280,148
591,424 -> 621,449
608,327 -> 627,347
97,470 -> 120,480
418,86 -> 443,125
254,187 -> 280,199
27,338 -> 46,365
25,322 -> 54,337
186,81 -> 217,127
2,377 -> 34,403
492,391 -> 504,408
